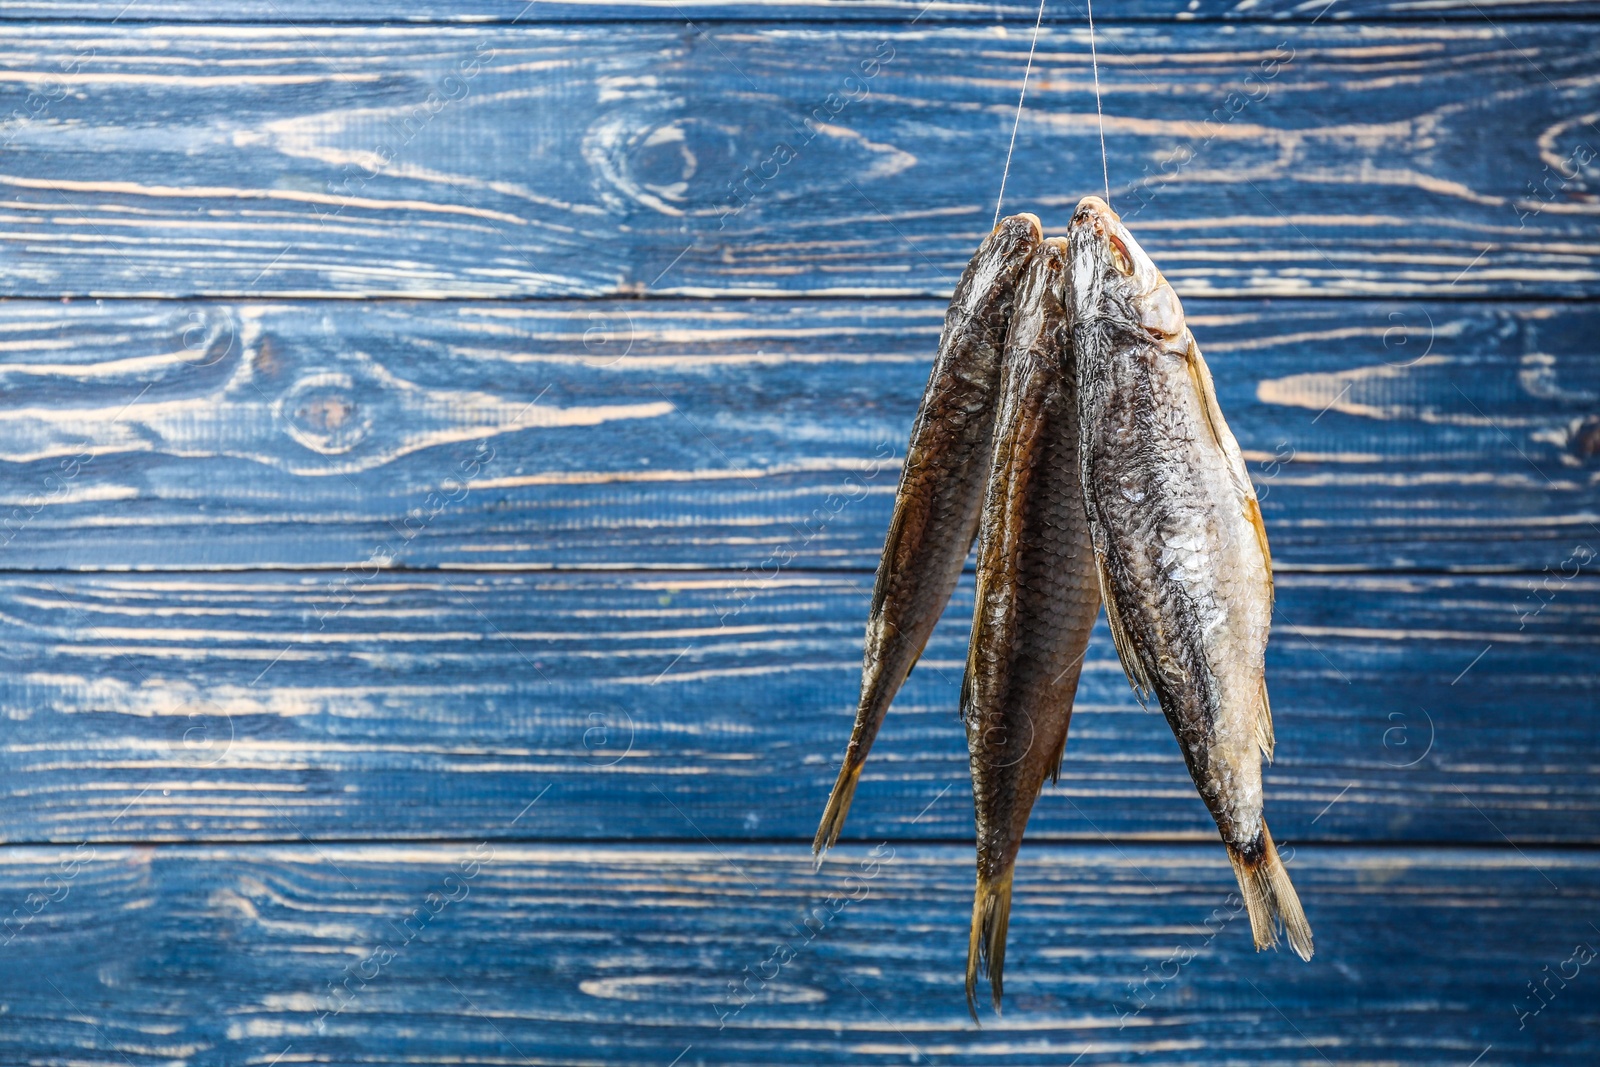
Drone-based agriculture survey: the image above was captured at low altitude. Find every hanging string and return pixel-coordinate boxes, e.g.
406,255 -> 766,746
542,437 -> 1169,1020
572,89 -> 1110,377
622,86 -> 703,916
994,0 -> 1112,224
1086,0 -> 1110,204
992,0 -> 1048,228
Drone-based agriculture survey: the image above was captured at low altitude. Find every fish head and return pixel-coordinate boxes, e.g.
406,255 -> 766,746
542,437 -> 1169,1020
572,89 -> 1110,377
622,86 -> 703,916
968,212 -> 1045,312
993,211 -> 1045,263
947,212 -> 1049,334
1017,235 -> 1072,317
1067,195 -> 1188,353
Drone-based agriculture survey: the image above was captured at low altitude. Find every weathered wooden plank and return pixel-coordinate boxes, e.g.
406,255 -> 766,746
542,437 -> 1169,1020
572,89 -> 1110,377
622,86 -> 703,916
0,298 -> 1592,573
2,23 -> 1597,298
0,842 -> 1594,1063
1,570 -> 1593,844
6,0 -> 1597,21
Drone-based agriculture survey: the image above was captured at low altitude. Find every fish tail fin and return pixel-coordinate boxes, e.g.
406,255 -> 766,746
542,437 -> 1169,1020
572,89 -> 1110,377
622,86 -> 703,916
812,760 -> 864,858
965,867 -> 1016,1021
1226,822 -> 1313,961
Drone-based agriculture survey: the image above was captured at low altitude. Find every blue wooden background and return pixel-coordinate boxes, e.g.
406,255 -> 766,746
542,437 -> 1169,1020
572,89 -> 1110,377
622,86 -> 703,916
0,2 -> 1597,1064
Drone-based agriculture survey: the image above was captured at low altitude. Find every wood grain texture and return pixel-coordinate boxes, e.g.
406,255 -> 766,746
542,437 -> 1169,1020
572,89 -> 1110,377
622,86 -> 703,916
5,0 -> 1597,21
0,8 -> 1595,1064
0,298 -> 1592,572
1,22 -> 1598,297
0,842 -> 1594,1063
0,569 -> 1592,844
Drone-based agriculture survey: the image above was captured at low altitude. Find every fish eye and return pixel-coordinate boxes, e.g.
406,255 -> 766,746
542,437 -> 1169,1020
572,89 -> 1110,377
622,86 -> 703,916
1108,236 -> 1134,276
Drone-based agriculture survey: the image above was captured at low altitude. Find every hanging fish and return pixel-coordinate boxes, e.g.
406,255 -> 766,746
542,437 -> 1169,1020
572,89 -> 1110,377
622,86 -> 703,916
961,237 -> 1101,1017
1066,195 -> 1313,961
814,213 -> 1043,854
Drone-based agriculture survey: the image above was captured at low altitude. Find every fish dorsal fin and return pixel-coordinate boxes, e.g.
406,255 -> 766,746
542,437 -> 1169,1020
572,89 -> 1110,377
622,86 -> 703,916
1183,336 -> 1275,606
1093,548 -> 1153,704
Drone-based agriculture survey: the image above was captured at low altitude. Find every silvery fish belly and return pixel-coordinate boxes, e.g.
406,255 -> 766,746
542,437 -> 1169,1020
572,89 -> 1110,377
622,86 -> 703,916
960,238 -> 1100,1017
1066,196 -> 1312,961
814,214 -> 1043,855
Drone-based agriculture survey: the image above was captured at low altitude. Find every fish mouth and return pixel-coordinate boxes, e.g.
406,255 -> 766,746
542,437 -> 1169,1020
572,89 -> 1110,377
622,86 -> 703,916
992,211 -> 1045,260
1035,236 -> 1072,306
996,211 -> 1043,240
1036,235 -> 1070,272
1066,196 -> 1124,323
1068,194 -> 1164,331
1068,195 -> 1129,262
1070,194 -> 1117,232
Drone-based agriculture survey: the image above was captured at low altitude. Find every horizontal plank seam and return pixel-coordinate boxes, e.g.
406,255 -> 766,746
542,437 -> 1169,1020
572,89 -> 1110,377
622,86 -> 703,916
0,565 -> 1582,579
22,293 -> 1600,307
2,836 -> 1598,851
9,14 -> 1600,27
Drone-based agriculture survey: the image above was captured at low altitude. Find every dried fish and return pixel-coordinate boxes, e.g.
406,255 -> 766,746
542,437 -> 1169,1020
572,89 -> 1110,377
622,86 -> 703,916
1067,195 -> 1312,961
820,197 -> 1312,1009
814,213 -> 1043,854
961,238 -> 1101,1017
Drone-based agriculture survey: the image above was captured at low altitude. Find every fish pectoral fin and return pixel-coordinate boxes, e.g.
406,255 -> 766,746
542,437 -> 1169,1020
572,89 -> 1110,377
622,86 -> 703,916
1256,676 -> 1276,762
1094,550 -> 1154,702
